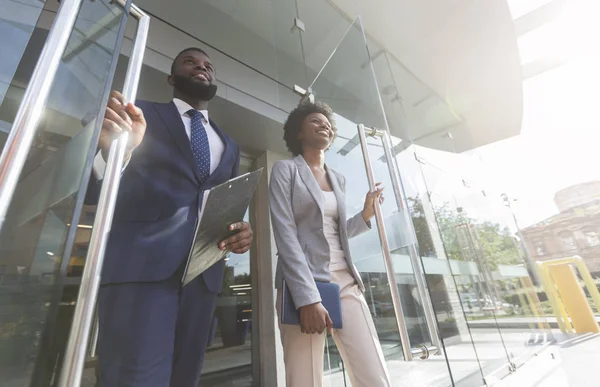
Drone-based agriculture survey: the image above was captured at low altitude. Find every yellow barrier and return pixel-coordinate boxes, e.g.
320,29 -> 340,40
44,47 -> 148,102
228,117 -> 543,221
536,256 -> 600,334
519,276 -> 551,331
537,261 -> 572,333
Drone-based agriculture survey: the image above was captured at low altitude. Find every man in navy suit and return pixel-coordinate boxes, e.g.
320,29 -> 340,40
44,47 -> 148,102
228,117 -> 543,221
86,47 -> 254,387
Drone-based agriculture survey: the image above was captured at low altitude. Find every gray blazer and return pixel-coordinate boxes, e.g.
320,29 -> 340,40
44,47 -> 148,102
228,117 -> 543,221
269,155 -> 371,308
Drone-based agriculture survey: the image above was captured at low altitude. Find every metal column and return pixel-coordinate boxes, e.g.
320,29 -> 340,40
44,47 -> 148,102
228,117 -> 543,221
58,4 -> 150,387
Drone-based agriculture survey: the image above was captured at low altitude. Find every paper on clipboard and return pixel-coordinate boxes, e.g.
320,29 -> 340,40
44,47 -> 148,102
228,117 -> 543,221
181,169 -> 263,286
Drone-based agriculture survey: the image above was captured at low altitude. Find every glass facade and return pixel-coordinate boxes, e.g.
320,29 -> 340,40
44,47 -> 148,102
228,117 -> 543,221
1,0 -> 598,386
0,1 -> 131,386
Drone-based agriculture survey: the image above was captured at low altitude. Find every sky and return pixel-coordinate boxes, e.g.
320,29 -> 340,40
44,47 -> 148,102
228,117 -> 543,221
473,0 -> 600,228
394,0 -> 600,230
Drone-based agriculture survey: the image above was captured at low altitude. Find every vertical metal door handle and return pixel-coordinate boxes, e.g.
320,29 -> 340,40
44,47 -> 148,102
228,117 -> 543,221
379,130 -> 443,355
357,123 -> 413,361
58,4 -> 150,386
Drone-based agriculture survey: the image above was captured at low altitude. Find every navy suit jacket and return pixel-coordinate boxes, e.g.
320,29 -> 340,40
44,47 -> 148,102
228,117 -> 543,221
85,100 -> 240,293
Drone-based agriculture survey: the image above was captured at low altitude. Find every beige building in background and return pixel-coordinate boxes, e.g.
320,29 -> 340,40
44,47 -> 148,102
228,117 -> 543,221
522,182 -> 600,275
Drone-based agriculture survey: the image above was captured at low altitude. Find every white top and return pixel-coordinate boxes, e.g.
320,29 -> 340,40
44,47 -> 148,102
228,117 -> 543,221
322,190 -> 348,271
93,98 -> 225,180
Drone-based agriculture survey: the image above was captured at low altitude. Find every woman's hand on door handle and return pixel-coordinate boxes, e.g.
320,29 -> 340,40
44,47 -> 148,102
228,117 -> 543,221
362,182 -> 385,222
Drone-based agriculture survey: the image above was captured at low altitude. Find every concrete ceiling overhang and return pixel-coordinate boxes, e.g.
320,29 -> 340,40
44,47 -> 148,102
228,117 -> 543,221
329,0 -> 524,153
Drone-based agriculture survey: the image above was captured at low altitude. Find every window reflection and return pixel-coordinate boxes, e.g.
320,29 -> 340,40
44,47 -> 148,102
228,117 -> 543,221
201,162 -> 254,385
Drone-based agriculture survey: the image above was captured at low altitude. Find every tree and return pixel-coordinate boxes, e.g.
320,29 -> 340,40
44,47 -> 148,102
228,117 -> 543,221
472,221 -> 521,269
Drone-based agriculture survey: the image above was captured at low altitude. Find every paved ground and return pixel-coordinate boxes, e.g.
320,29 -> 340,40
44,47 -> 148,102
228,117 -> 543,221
467,316 -> 600,330
6,327 -> 598,386
189,330 -> 600,386
497,332 -> 600,387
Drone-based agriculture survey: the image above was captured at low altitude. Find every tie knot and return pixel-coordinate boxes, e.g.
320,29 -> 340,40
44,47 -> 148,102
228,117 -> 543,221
187,109 -> 202,120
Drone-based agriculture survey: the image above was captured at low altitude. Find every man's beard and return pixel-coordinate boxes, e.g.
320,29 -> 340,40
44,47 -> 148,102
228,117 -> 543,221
172,74 -> 217,101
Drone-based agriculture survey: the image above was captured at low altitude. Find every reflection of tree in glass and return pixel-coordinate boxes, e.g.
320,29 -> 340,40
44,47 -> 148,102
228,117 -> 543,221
407,197 -> 521,270
406,197 -> 436,258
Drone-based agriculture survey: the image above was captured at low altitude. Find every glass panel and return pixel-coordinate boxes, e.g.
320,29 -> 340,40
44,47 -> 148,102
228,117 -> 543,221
306,17 -> 453,386
296,0 -> 362,92
133,0 -> 305,110
0,0 -> 45,140
201,157 -> 255,385
363,28 -> 536,384
0,1 -> 129,385
417,156 -> 514,382
414,142 -> 552,381
200,211 -> 253,384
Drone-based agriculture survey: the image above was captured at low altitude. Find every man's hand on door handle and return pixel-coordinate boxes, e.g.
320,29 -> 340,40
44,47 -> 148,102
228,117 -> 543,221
98,91 -> 146,163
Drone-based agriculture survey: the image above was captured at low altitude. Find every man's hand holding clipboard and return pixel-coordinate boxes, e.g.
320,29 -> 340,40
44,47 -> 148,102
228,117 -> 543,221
219,221 -> 253,254
182,169 -> 263,285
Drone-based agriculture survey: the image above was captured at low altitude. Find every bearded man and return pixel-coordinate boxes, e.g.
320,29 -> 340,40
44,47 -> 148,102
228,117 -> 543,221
86,47 -> 253,387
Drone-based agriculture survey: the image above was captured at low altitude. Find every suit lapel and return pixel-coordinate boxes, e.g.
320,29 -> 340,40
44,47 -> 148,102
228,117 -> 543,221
154,102 -> 201,181
294,155 -> 324,216
327,165 -> 348,227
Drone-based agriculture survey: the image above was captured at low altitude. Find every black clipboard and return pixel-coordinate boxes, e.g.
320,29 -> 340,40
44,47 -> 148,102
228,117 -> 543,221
181,169 -> 263,286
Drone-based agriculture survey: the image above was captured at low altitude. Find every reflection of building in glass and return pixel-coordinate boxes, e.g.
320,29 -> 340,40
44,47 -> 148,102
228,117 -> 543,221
521,182 -> 600,275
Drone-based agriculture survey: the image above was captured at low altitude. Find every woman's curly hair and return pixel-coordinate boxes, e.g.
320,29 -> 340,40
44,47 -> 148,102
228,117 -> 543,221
283,101 -> 337,156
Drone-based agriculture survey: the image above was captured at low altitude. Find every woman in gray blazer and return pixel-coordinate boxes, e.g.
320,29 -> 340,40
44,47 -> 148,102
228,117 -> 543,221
269,102 -> 392,387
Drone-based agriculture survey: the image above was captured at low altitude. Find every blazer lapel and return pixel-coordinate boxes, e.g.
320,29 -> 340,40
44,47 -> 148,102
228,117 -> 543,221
327,165 -> 348,227
154,102 -> 201,181
294,155 -> 324,216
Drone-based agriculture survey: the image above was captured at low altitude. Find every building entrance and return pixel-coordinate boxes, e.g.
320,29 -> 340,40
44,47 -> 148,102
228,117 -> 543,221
294,16 -> 552,386
0,1 -> 553,386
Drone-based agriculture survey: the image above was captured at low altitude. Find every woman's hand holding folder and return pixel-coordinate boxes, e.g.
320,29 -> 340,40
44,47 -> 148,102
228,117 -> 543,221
299,302 -> 333,335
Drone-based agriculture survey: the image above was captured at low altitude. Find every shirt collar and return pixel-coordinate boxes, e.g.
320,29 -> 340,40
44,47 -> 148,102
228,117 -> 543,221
173,98 -> 209,123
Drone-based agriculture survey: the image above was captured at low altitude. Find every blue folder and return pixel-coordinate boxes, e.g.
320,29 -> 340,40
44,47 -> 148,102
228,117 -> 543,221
281,280 -> 343,330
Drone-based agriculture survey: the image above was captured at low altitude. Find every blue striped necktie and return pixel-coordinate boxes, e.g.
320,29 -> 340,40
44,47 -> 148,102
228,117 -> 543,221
187,109 -> 211,182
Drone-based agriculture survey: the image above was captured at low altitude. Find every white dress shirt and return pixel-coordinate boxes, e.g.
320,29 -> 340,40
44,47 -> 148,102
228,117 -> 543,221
93,98 -> 225,180
322,190 -> 348,271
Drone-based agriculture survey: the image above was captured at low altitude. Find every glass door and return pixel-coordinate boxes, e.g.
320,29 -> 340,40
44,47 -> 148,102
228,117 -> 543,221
0,1 -> 147,386
296,16 -> 454,386
360,27 -> 553,385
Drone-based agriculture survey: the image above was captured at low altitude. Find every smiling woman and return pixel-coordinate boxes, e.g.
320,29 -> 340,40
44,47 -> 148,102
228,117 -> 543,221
270,100 -> 389,387
282,101 -> 337,156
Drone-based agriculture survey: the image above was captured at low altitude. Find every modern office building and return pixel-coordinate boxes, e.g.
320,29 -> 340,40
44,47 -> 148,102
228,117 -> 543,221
0,0 -> 568,386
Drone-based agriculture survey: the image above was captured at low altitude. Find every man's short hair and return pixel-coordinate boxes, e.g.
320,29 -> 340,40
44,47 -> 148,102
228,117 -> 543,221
171,47 -> 210,74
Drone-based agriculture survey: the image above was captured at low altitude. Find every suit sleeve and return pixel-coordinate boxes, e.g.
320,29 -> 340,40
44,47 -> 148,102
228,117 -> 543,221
84,151 -> 133,205
84,170 -> 103,205
269,162 -> 321,308
231,145 -> 240,178
341,174 -> 372,239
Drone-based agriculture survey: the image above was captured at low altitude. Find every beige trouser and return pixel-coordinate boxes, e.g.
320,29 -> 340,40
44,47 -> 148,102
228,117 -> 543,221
277,269 -> 392,387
